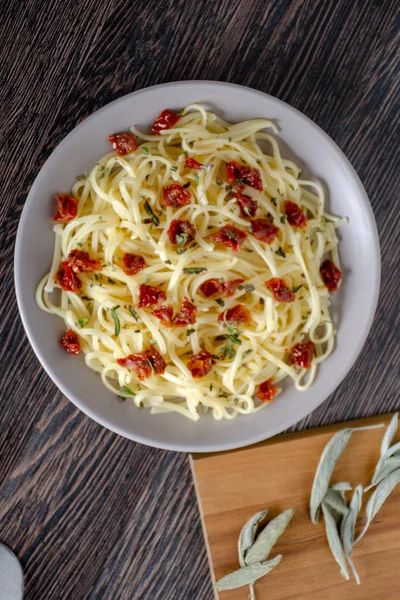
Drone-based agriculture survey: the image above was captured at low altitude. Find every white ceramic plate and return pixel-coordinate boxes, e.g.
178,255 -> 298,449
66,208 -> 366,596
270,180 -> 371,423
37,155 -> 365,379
15,81 -> 380,452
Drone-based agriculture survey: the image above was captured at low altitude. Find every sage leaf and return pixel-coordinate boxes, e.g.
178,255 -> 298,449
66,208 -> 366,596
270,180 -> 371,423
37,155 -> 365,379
355,468 -> 400,545
373,441 -> 400,481
238,510 -> 268,567
331,482 -> 352,492
341,484 -> 363,557
324,489 -> 349,517
367,456 -> 400,490
310,424 -> 384,524
246,509 -> 294,565
321,503 -> 349,581
380,413 -> 398,456
215,555 -> 282,591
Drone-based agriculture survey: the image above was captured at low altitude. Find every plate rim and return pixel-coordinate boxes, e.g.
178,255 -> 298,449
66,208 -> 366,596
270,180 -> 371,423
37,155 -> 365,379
14,80 -> 381,452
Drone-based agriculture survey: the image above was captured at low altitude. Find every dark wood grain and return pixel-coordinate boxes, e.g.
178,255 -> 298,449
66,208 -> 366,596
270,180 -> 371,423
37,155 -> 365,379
0,1 -> 399,598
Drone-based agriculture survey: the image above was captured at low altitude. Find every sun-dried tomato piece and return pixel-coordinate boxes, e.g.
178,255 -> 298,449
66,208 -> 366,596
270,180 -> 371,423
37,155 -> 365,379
218,304 -> 252,325
54,261 -> 81,293
117,347 -> 166,380
173,297 -> 197,326
53,194 -> 78,223
59,329 -> 81,355
108,132 -> 138,156
151,109 -> 181,135
167,219 -> 196,245
236,192 -> 258,218
284,201 -> 307,228
152,305 -> 173,326
187,350 -> 215,378
199,278 -> 223,297
223,279 -> 245,297
138,284 -> 167,308
320,259 -> 342,292
289,342 -> 314,369
250,219 -> 279,244
265,278 -> 295,302
122,253 -> 146,276
162,184 -> 191,208
185,156 -> 202,169
226,161 -> 263,191
212,224 -> 247,251
257,379 -> 279,403
67,250 -> 102,273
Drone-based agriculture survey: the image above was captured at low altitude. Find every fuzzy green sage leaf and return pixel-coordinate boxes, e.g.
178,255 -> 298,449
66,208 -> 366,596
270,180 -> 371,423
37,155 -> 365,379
215,555 -> 282,591
321,503 -> 349,581
245,509 -> 294,565
238,510 -> 268,568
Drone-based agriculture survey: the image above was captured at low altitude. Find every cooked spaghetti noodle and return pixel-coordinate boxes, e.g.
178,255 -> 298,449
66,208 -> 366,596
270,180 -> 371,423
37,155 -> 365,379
36,104 -> 345,421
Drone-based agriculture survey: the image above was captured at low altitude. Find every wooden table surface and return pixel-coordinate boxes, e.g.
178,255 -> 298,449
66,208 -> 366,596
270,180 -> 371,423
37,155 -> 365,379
1,1 -> 399,599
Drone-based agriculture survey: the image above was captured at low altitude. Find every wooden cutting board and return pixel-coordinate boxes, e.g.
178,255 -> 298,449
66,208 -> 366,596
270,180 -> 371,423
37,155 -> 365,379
190,413 -> 400,600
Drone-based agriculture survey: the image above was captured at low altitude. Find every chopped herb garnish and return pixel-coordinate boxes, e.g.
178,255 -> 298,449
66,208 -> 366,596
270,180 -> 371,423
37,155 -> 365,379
129,306 -> 138,321
171,165 -> 178,172
176,232 -> 189,254
81,296 -> 91,301
183,150 -> 189,157
107,278 -> 116,284
183,181 -> 191,188
271,197 -> 277,206
117,396 -> 126,403
280,215 -> 287,224
216,298 -> 225,307
75,317 -> 89,327
100,166 -> 111,179
209,383 -> 213,391
225,184 -> 233,191
194,173 -> 200,185
183,267 -> 207,274
226,229 -> 235,239
238,283 -> 255,293
94,273 -> 99,281
228,136 -> 232,142
164,259 -> 172,265
313,226 -> 323,233
242,349 -> 253,357
111,305 -> 120,336
186,328 -> 195,336
247,225 -> 253,233
120,385 -> 135,395
293,284 -> 303,293
139,401 -> 144,409
144,200 -> 159,226
76,242 -> 83,248
134,329 -> 140,333
216,179 -> 223,186
275,247 -> 286,258
141,146 -> 150,156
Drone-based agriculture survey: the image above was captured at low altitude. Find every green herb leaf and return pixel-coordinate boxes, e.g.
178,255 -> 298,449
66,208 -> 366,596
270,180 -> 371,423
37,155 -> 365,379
216,298 -> 225,307
143,200 -> 159,226
171,165 -> 178,172
271,197 -> 277,206
380,413 -> 398,456
183,181 -> 191,188
293,284 -> 303,293
216,178 -> 223,186
321,503 -> 350,581
323,489 -> 349,517
75,317 -> 89,328
164,259 -> 172,265
111,305 -> 120,336
238,283 -> 255,293
246,509 -> 295,565
228,334 -> 242,346
280,215 -> 287,224
183,267 -> 207,274
341,484 -> 363,558
275,247 -> 286,258
215,555 -> 282,591
238,509 -> 268,567
129,306 -> 138,321
120,385 -> 135,396
228,136 -> 232,142
76,242 -> 84,248
139,401 -> 144,409
226,229 -> 235,239
176,232 -> 189,254
186,328 -> 195,336
141,146 -> 150,156
310,424 -> 384,524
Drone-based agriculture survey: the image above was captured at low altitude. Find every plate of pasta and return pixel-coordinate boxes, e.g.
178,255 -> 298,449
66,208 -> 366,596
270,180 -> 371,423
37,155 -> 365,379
15,81 -> 380,452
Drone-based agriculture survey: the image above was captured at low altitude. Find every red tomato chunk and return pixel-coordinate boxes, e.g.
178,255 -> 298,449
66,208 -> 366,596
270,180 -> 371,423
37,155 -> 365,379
53,194 -> 78,223
151,109 -> 181,135
199,278 -> 244,298
167,219 -> 196,245
54,262 -> 81,293
320,259 -> 342,291
284,201 -> 307,228
226,161 -> 263,191
185,157 -> 202,169
122,253 -> 146,276
138,284 -> 166,308
162,184 -> 191,208
152,305 -> 173,326
237,192 -> 258,218
289,342 -> 314,369
108,132 -> 138,156
59,329 -> 81,355
212,224 -> 247,251
68,250 -> 102,273
250,219 -> 279,244
117,347 -> 166,380
265,278 -> 295,302
187,350 -> 215,378
218,304 -> 252,325
173,298 -> 197,326
257,379 -> 278,403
